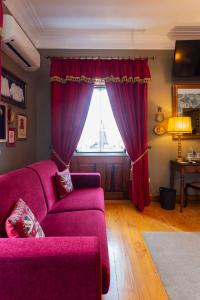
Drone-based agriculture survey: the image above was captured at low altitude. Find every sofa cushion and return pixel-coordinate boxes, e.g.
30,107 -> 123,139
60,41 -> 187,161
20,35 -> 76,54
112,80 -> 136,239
27,160 -> 58,211
6,199 -> 45,238
41,210 -> 110,294
71,173 -> 101,188
50,188 -> 105,214
55,168 -> 74,198
0,168 -> 47,237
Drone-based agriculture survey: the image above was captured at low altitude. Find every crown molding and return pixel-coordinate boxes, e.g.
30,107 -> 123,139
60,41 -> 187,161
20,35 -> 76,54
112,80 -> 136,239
3,0 -> 42,47
2,1 -> 188,50
168,26 -> 200,40
38,31 -> 175,50
22,0 -> 45,32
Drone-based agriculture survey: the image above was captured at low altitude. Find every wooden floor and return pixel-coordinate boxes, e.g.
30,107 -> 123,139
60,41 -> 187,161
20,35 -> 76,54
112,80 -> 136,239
103,200 -> 200,300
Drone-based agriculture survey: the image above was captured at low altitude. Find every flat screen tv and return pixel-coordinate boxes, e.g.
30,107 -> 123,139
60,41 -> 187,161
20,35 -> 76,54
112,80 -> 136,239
173,40 -> 200,77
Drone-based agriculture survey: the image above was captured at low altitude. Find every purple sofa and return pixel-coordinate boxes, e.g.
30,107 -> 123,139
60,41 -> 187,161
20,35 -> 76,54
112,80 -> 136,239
0,160 -> 110,300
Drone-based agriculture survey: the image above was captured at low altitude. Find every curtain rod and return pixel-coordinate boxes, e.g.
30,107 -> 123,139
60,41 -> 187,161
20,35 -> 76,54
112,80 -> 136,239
45,55 -> 156,60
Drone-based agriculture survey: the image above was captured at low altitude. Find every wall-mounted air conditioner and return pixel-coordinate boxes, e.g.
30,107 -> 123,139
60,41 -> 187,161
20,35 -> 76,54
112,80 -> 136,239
2,15 -> 40,71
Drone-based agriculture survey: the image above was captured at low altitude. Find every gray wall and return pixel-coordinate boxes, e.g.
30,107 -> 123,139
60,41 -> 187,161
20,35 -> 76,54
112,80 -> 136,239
36,49 -> 200,196
0,52 -> 37,173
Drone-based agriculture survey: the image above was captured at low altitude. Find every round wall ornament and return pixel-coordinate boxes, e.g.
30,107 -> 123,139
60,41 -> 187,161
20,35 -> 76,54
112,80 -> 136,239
153,124 -> 166,135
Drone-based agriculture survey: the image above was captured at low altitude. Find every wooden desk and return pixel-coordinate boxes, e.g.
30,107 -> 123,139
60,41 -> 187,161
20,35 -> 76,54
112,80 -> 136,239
170,160 -> 200,212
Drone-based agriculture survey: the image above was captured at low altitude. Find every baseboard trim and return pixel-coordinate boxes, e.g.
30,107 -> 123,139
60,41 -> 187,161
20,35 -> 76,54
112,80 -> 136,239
150,196 -> 160,202
151,195 -> 200,203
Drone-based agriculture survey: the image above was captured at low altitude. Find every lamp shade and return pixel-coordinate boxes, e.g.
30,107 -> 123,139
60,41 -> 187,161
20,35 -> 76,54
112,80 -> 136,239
167,116 -> 192,133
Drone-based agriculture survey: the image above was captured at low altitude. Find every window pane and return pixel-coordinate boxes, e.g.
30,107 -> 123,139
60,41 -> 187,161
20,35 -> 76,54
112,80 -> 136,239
76,87 -> 125,153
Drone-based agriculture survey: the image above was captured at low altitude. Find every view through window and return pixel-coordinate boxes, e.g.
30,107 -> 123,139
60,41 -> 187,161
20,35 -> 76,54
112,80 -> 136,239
77,87 -> 125,153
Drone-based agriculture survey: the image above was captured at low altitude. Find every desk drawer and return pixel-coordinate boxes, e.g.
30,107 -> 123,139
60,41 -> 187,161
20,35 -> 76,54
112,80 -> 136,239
184,165 -> 200,173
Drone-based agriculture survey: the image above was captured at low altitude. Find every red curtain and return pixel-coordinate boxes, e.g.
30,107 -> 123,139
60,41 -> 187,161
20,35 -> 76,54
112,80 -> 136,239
50,58 -> 151,210
105,61 -> 150,210
0,0 -> 3,94
51,59 -> 94,168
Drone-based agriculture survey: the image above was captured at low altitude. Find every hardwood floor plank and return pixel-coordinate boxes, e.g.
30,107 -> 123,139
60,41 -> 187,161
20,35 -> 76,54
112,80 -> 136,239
103,200 -> 200,299
102,200 -> 200,300
104,201 -> 169,300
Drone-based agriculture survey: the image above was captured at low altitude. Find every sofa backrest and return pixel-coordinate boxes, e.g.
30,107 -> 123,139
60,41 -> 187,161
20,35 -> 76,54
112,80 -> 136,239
0,168 -> 47,237
27,160 -> 58,211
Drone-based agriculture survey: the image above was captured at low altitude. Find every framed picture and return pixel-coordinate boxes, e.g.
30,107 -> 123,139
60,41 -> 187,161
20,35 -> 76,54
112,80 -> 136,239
155,106 -> 164,122
1,68 -> 26,108
172,84 -> 200,139
7,107 -> 15,125
7,128 -> 16,147
0,103 -> 8,142
17,114 -> 27,140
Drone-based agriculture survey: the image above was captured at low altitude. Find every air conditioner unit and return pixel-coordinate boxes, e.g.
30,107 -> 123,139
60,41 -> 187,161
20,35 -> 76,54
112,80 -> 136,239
2,15 -> 40,71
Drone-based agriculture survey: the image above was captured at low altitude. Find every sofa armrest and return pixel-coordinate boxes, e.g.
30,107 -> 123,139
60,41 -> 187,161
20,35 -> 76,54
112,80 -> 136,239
0,237 -> 102,300
71,173 -> 101,188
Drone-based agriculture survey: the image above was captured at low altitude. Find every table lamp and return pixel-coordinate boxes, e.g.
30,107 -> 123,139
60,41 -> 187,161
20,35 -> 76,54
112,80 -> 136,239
168,116 -> 192,162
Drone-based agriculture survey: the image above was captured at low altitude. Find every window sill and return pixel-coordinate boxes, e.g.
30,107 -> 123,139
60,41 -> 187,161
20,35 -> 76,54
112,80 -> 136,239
73,152 -> 128,157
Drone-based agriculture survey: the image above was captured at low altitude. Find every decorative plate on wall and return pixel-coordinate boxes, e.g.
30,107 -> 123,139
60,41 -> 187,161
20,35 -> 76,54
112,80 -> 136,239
153,124 -> 166,136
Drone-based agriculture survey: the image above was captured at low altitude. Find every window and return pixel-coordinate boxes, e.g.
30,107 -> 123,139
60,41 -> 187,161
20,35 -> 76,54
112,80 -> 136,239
76,86 -> 125,153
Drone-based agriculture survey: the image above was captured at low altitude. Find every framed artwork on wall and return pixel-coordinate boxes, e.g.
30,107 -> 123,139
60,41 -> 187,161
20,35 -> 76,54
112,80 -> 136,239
7,107 -> 15,125
7,128 -> 16,147
172,84 -> 200,138
17,114 -> 27,140
0,102 -> 8,142
1,68 -> 26,108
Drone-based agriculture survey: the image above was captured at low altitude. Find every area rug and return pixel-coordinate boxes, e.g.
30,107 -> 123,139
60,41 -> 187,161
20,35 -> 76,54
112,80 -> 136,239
143,232 -> 200,300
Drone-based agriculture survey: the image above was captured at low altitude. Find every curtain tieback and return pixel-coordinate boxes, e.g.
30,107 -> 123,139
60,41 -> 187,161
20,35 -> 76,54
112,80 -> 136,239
50,147 -> 70,169
130,146 -> 151,180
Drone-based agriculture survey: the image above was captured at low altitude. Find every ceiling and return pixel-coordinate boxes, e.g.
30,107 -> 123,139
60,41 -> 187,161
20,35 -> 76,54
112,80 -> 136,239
3,0 -> 200,49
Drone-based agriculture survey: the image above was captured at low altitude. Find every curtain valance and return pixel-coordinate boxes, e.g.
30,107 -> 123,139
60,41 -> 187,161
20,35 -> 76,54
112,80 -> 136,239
50,58 -> 151,84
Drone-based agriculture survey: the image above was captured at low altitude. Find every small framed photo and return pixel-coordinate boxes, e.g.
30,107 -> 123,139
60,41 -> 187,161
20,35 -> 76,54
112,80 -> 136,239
7,128 -> 16,147
1,68 -> 26,109
0,102 -> 8,142
17,114 -> 27,140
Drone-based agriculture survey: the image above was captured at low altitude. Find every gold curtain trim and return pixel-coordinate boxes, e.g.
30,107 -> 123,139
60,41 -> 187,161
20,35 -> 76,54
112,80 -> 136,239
130,146 -> 152,180
51,148 -> 70,169
50,75 -> 151,84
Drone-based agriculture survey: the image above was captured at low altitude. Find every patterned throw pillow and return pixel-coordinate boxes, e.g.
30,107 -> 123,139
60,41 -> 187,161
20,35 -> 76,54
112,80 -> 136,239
55,168 -> 74,199
6,199 -> 45,238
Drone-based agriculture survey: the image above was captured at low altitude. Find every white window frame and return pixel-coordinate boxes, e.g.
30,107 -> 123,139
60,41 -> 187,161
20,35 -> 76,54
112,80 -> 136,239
76,83 -> 125,154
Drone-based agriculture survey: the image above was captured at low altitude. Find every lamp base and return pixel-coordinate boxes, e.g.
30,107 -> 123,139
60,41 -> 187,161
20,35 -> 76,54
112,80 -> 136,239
176,156 -> 183,162
176,135 -> 183,162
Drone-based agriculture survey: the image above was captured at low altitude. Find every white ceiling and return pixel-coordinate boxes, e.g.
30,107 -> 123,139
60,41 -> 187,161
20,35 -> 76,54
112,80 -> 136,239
3,0 -> 200,49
